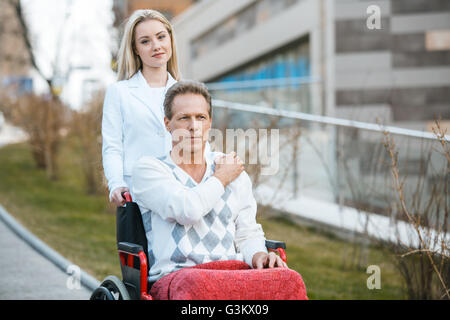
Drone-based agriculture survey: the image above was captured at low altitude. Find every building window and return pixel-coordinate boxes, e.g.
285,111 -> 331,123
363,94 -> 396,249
206,36 -> 311,113
191,0 -> 301,59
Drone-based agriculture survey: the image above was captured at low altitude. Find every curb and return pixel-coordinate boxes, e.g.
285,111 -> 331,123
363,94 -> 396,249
0,203 -> 101,293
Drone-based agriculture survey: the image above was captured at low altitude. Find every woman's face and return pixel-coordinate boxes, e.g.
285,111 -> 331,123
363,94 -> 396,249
134,19 -> 172,70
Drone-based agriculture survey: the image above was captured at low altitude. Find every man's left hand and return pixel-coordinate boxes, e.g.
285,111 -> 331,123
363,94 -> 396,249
252,252 -> 288,269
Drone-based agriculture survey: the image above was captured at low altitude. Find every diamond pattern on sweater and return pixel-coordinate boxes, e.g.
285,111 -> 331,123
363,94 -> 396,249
171,223 -> 186,244
158,155 -> 239,269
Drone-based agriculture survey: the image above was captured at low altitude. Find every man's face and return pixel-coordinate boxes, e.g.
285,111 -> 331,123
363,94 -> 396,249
164,93 -> 212,155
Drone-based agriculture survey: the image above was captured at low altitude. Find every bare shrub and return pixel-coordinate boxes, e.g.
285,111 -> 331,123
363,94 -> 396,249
69,91 -> 106,195
382,119 -> 449,299
7,93 -> 67,180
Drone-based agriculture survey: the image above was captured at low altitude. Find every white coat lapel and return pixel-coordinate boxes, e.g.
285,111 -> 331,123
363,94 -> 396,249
127,71 -> 163,129
165,72 -> 177,91
127,71 -> 177,130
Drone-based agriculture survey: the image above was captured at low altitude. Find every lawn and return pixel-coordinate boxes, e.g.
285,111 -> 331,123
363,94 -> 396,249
0,141 -> 407,299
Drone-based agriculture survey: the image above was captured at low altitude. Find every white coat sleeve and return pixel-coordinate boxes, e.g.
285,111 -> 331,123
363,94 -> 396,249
102,84 -> 127,199
233,172 -> 267,267
132,157 -> 225,226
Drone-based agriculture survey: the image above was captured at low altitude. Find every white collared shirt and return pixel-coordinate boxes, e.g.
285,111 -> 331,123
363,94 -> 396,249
131,150 -> 267,283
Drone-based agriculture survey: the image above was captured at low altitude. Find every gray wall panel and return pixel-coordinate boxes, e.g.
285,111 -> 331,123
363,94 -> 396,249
393,51 -> 450,68
391,33 -> 425,52
336,86 -> 450,121
391,13 -> 450,34
337,86 -> 450,107
391,104 -> 450,121
391,0 -> 450,15
336,18 -> 390,53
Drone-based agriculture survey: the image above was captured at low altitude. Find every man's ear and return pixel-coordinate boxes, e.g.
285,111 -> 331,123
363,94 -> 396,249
164,117 -> 170,132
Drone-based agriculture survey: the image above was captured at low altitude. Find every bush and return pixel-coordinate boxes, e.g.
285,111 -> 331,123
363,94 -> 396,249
4,92 -> 68,180
69,91 -> 106,195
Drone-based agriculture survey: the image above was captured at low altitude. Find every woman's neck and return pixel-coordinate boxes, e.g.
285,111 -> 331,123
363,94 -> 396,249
142,65 -> 168,88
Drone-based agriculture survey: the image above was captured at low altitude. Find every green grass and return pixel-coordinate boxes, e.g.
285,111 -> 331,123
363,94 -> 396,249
0,142 -> 120,279
0,142 -> 407,299
259,216 -> 406,299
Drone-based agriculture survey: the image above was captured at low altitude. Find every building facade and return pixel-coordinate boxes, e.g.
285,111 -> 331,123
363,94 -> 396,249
0,0 -> 33,96
113,0 -> 197,24
334,0 -> 450,128
173,0 -> 450,128
174,0 -> 324,115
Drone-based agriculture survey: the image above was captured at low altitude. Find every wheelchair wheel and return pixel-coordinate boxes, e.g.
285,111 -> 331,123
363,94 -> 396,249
90,286 -> 115,300
100,275 -> 131,300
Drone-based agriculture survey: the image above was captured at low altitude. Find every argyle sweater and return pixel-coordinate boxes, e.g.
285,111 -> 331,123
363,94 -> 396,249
132,151 -> 267,283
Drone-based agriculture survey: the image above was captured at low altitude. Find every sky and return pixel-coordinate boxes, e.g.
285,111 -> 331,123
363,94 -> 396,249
21,0 -> 117,109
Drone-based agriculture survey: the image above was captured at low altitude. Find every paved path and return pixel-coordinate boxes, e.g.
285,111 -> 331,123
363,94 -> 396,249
0,122 -> 97,300
0,218 -> 92,300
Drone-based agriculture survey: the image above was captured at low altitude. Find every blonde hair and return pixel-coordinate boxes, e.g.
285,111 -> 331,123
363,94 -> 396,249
117,9 -> 181,81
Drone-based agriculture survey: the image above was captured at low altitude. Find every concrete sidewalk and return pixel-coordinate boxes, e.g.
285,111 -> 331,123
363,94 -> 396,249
0,217 -> 92,300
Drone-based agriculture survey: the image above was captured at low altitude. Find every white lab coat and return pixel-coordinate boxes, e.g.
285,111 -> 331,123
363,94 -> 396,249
102,70 -> 177,199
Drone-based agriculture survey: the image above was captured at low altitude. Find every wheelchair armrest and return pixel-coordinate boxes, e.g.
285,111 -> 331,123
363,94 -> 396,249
117,242 -> 152,300
118,242 -> 144,254
265,240 -> 287,263
265,240 -> 286,250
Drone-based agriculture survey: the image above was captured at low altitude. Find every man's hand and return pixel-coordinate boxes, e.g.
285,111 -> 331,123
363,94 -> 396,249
213,152 -> 244,187
110,187 -> 129,207
252,251 -> 288,269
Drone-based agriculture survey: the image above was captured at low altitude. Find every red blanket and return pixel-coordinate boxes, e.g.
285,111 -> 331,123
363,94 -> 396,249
150,260 -> 308,300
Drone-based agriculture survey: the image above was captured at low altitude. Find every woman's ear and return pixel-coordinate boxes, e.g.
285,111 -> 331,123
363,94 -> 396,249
132,42 -> 139,56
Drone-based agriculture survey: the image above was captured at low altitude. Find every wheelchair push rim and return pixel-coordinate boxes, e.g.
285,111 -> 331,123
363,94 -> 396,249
90,275 -> 131,300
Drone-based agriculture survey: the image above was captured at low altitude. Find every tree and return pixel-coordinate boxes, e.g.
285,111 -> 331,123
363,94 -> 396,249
2,0 -> 74,180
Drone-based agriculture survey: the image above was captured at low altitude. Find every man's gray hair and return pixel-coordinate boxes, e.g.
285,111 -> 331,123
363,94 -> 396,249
163,80 -> 212,120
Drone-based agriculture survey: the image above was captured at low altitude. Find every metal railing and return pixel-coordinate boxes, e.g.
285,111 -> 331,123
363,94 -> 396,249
210,99 -> 449,246
206,76 -> 321,91
212,99 -> 450,142
206,77 -> 320,114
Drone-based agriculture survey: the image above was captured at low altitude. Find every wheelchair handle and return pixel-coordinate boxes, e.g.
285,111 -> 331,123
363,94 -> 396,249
121,191 -> 133,203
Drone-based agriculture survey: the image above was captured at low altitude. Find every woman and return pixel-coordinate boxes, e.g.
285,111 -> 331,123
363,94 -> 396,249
102,9 -> 180,206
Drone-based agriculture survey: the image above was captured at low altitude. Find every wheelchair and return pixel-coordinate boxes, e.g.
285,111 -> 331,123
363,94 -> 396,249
90,193 -> 289,300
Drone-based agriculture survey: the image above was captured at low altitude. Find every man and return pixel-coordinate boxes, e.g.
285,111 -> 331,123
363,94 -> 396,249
132,80 -> 288,285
